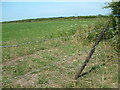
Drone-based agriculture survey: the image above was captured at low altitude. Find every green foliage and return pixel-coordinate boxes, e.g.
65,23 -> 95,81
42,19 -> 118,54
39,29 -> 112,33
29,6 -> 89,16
105,2 -> 120,14
103,28 -> 117,40
105,2 -> 120,31
87,20 -> 106,42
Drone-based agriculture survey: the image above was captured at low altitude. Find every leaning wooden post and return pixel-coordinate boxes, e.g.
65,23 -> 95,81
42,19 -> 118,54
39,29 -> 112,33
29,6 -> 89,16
75,22 -> 109,80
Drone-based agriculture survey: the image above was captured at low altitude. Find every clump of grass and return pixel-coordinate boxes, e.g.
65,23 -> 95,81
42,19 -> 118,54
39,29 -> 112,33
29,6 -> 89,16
37,75 -> 49,84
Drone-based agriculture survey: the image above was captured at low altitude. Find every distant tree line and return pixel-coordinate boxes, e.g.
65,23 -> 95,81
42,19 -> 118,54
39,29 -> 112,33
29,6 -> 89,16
2,15 -> 109,24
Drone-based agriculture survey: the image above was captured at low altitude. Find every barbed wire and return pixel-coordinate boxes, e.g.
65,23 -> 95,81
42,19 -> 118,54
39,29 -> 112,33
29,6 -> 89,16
2,19 -> 117,48
1,16 -> 79,48
0,27 -> 112,48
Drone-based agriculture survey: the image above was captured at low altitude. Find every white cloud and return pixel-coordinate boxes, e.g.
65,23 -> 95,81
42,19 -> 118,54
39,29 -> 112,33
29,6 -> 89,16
1,0 -> 112,2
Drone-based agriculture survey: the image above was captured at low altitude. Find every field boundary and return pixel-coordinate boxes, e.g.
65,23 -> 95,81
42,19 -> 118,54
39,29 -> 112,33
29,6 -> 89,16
0,27 -> 113,48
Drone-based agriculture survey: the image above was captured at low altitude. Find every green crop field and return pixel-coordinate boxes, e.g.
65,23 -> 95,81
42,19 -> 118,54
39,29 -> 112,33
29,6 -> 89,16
2,17 -> 118,88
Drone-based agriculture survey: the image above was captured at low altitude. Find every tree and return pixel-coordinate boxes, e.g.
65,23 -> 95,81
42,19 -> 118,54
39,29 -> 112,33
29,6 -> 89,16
105,1 -> 120,32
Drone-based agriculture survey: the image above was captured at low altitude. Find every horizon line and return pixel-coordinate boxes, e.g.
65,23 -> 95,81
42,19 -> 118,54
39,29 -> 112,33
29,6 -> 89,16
1,15 -> 109,22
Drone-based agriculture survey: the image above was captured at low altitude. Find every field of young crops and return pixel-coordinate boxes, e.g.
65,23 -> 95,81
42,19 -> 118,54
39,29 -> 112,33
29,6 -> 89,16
2,17 -> 118,88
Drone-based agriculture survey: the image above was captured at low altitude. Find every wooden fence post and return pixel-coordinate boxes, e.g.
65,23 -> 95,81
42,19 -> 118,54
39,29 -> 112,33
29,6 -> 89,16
75,22 -> 110,80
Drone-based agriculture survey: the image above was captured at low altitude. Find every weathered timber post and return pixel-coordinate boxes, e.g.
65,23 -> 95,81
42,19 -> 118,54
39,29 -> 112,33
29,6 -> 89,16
75,21 -> 110,80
